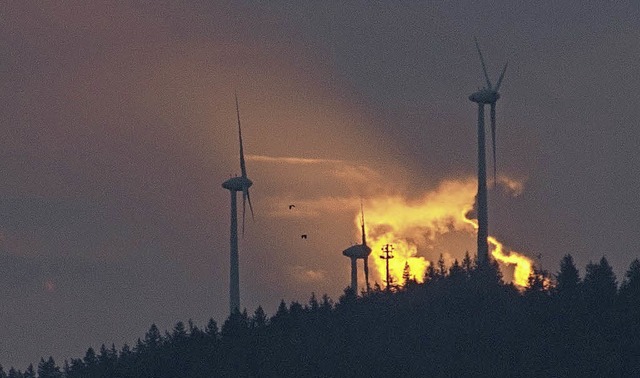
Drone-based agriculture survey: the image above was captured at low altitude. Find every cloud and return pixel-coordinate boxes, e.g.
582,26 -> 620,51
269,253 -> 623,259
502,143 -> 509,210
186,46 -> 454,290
266,195 -> 361,218
498,175 -> 526,196
252,154 -> 397,219
290,265 -> 327,283
247,154 -> 344,165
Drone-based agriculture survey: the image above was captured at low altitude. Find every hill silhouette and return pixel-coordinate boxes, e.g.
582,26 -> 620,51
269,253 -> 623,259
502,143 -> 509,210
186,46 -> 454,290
2,253 -> 640,377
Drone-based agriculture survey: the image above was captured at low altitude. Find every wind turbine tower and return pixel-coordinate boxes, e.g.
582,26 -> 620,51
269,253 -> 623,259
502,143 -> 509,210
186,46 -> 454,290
222,95 -> 255,313
342,203 -> 372,293
468,38 -> 507,266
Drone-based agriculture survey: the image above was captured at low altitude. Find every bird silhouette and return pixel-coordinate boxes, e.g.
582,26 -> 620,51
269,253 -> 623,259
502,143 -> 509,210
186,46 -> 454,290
289,204 -> 295,209
301,234 -> 307,239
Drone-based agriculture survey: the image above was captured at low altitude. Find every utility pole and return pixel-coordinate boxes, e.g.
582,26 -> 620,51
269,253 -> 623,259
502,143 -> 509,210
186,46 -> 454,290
380,243 -> 395,291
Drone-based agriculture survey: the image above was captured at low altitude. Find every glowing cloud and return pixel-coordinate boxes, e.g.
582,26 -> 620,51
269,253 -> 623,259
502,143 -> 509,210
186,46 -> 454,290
291,265 -> 327,283
246,155 -> 344,165
359,177 -> 534,288
489,236 -> 532,287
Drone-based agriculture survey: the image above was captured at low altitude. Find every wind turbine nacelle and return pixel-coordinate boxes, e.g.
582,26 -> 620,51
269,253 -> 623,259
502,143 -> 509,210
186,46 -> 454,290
342,244 -> 372,259
222,176 -> 253,191
469,89 -> 500,104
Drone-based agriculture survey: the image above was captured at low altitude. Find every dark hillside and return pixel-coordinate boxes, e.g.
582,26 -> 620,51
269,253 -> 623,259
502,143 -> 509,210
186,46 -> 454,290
3,255 -> 640,377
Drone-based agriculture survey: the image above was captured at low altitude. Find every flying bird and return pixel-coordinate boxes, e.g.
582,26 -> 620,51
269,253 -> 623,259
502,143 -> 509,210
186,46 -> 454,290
301,234 -> 307,239
289,204 -> 295,209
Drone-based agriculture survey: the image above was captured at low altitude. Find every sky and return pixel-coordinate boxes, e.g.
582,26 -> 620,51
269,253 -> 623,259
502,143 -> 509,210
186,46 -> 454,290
1,0 -> 640,369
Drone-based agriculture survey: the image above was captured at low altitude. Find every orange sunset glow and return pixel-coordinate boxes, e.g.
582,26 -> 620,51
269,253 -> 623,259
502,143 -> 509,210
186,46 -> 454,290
360,178 -> 534,288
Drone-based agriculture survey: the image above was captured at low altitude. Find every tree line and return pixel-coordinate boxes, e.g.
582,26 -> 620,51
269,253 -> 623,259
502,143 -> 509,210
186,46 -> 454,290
2,253 -> 640,377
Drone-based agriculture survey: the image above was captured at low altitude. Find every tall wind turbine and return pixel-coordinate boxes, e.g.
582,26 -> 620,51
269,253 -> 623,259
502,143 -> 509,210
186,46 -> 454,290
342,202 -> 372,293
468,38 -> 507,266
222,95 -> 255,313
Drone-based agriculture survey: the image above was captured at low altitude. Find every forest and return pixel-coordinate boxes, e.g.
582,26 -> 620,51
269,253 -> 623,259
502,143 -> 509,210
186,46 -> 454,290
2,253 -> 640,377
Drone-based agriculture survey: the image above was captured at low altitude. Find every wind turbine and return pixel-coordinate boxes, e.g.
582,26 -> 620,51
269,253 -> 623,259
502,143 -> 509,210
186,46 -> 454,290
342,202 -> 372,293
222,95 -> 255,313
468,38 -> 507,266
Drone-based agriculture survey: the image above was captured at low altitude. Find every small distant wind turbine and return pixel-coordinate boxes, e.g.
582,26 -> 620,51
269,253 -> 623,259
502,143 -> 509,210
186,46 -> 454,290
342,202 -> 372,293
468,38 -> 507,266
222,95 -> 255,314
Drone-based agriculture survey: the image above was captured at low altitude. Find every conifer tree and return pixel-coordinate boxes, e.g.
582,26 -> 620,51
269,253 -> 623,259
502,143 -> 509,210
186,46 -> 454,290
221,309 -> 250,340
205,318 -> 219,338
252,306 -> 267,329
320,294 -> 333,313
120,343 -> 132,358
619,259 -> 640,308
449,259 -> 465,281
525,268 -> 550,298
66,358 -> 84,377
83,347 -> 97,368
62,361 -> 70,378
462,251 -> 475,274
7,368 -> 21,378
556,254 -> 580,296
583,256 -> 617,307
144,324 -> 162,349
308,292 -> 319,311
437,254 -> 447,278
424,264 -> 437,283
172,321 -> 187,339
402,261 -> 411,287
22,365 -> 34,378
37,357 -> 61,378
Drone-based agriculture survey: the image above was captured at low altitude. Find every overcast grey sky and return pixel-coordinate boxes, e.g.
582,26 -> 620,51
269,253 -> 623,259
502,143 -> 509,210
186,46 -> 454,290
1,1 -> 640,369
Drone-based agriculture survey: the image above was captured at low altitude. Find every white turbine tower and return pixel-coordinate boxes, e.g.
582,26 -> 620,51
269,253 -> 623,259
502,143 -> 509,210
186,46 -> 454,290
222,95 -> 254,314
468,38 -> 507,266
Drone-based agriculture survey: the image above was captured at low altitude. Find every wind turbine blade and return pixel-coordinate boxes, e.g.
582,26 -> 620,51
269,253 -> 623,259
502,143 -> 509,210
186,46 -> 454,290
360,200 -> 366,245
490,102 -> 497,186
235,94 -> 247,178
246,188 -> 255,221
475,37 -> 492,89
495,62 -> 508,92
242,187 -> 247,237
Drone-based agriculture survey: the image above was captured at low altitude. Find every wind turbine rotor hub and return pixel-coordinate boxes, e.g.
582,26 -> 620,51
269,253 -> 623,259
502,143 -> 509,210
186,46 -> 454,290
222,176 -> 253,191
469,89 -> 500,104
342,244 -> 372,259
